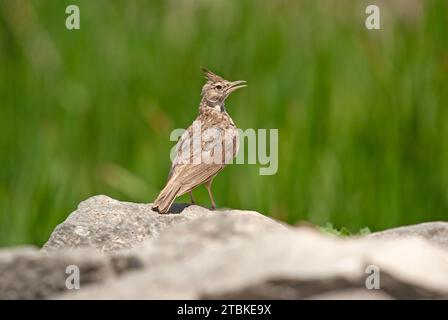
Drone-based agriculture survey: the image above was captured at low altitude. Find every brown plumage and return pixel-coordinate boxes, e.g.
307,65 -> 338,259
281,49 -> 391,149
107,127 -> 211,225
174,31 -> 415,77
152,68 -> 246,213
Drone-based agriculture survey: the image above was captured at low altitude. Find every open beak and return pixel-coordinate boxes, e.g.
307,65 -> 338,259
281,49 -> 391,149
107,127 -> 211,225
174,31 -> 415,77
227,80 -> 247,94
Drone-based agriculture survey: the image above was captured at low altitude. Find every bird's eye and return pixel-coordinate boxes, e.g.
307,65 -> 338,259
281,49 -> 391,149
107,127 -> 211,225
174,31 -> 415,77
216,85 -> 222,90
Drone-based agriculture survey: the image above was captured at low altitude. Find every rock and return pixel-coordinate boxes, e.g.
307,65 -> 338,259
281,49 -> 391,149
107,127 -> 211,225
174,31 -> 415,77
58,229 -> 448,300
112,211 -> 288,272
2,195 -> 285,299
3,195 -> 448,300
0,246 -> 114,299
307,289 -> 394,300
368,221 -> 448,249
43,195 -> 223,253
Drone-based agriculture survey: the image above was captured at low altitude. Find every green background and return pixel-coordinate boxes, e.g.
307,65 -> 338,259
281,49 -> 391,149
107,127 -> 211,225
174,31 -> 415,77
1,0 -> 447,246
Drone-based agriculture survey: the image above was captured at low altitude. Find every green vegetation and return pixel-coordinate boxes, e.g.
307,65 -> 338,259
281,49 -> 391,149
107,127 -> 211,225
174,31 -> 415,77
1,0 -> 447,246
319,223 -> 371,237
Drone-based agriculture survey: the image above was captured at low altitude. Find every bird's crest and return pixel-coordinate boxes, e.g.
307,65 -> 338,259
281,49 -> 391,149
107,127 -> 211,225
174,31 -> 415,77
201,67 -> 224,83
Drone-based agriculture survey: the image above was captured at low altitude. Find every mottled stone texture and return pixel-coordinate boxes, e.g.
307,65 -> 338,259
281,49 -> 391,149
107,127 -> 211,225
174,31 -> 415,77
1,195 -> 447,300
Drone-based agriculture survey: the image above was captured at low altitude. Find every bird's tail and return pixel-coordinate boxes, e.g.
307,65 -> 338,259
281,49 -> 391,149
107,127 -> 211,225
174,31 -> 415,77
152,180 -> 181,214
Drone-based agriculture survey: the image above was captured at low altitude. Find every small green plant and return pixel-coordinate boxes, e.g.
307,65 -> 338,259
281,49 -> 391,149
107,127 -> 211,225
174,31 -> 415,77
320,222 -> 371,237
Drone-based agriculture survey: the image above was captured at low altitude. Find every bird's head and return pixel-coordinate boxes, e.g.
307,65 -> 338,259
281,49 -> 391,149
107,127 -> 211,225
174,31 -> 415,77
200,67 -> 246,107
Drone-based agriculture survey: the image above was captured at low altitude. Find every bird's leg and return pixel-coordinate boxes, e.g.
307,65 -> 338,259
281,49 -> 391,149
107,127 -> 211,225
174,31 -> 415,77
205,179 -> 217,210
189,191 -> 196,205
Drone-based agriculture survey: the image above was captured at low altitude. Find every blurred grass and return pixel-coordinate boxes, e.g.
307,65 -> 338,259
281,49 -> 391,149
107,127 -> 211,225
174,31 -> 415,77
0,0 -> 447,246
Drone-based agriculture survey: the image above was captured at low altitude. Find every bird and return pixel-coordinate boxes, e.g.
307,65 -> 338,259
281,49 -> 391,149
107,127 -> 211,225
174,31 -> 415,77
152,68 -> 247,214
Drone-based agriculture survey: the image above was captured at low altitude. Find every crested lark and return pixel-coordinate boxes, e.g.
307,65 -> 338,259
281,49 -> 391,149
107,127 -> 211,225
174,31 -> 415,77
152,68 -> 246,213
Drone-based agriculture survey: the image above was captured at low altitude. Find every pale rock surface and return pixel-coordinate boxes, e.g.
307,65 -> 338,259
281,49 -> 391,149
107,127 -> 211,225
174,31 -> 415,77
1,195 -> 447,300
